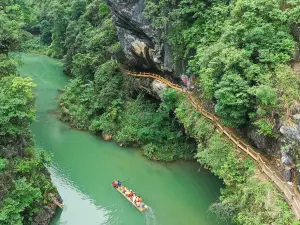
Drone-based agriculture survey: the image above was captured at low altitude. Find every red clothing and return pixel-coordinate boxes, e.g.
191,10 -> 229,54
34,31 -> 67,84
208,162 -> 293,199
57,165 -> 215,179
112,181 -> 117,188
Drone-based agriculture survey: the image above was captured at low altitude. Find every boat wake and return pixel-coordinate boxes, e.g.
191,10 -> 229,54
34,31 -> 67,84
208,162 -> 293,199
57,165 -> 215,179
144,207 -> 157,225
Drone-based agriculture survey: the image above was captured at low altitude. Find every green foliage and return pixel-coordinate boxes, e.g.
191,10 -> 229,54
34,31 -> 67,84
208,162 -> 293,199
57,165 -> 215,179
0,1 -> 58,223
147,0 -> 300,132
0,76 -> 36,135
274,65 -> 300,113
214,73 -> 251,127
0,146 -> 57,224
197,134 -> 255,185
0,54 -> 17,77
0,3 -> 23,54
253,119 -> 274,136
222,177 -> 297,225
0,178 -> 41,225
252,85 -> 277,106
32,0 -> 119,71
47,0 -> 196,161
0,158 -> 7,171
60,78 -> 94,129
174,95 -> 297,224
60,66 -> 195,161
175,94 -> 215,145
40,20 -> 52,44
21,32 -> 48,54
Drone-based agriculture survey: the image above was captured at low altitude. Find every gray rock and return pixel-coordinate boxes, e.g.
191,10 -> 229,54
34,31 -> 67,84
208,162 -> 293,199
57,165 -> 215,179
281,150 -> 294,166
293,114 -> 300,123
245,126 -> 279,154
152,79 -> 167,99
0,135 -> 28,158
104,0 -> 173,72
280,166 -> 293,182
291,102 -> 300,115
31,193 -> 63,225
280,123 -> 300,144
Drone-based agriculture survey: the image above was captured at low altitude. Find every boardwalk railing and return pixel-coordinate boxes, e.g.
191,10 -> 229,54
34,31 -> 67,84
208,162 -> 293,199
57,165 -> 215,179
123,69 -> 300,219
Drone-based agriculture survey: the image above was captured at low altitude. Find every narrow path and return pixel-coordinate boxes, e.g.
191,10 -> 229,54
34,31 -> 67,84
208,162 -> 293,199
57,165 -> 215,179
123,69 -> 300,220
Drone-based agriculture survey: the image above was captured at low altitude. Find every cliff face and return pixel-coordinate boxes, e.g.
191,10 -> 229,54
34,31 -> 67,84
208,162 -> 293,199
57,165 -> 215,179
105,1 -> 300,183
104,0 -> 174,73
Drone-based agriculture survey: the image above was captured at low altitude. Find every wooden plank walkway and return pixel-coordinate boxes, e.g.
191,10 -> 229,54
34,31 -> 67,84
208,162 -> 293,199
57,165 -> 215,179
123,69 -> 300,219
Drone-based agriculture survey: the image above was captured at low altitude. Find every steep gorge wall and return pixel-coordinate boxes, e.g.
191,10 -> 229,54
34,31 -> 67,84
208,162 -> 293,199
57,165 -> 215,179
104,0 -> 174,73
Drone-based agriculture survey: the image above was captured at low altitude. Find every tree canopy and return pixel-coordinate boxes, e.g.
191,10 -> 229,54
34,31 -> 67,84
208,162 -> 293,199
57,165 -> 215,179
145,0 -> 300,134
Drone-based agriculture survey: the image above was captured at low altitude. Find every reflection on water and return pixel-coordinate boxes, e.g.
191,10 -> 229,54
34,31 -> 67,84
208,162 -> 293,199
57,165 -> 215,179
50,166 -> 110,225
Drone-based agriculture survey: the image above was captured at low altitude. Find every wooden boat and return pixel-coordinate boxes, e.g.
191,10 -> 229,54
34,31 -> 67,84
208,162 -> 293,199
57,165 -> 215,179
114,185 -> 149,212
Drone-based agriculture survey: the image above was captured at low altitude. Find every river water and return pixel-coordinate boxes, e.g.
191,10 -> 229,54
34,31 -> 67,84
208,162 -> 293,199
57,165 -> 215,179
18,53 -> 227,225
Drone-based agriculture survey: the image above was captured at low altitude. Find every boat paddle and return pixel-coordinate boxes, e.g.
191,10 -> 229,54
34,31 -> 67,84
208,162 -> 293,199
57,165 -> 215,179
119,178 -> 130,183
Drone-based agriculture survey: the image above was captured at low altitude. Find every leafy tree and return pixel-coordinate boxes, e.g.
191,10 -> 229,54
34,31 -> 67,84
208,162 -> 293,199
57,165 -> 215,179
0,77 -> 36,135
274,64 -> 300,116
146,0 -> 300,131
40,20 -> 52,44
175,94 -> 297,224
0,2 -> 23,54
70,0 -> 86,20
215,73 -> 251,127
0,2 -> 59,224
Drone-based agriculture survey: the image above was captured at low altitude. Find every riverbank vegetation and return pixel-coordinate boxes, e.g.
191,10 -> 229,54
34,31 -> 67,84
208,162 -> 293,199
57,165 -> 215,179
27,0 -> 196,161
19,0 -> 300,224
168,89 -> 297,224
0,1 -> 59,224
59,61 -> 196,161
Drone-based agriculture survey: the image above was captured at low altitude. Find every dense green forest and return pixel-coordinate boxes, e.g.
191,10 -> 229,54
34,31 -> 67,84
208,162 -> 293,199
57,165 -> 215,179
2,0 -> 300,224
0,1 -> 60,224
24,0 -> 196,161
145,0 -> 300,136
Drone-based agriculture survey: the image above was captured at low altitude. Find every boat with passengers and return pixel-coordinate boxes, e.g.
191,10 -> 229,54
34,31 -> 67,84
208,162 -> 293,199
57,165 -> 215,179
112,180 -> 149,212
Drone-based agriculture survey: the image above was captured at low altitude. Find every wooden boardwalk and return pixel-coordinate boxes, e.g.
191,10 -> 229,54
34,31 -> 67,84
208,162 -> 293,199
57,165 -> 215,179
123,69 -> 300,219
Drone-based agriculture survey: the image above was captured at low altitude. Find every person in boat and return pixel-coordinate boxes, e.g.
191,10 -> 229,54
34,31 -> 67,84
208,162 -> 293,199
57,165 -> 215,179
132,194 -> 137,203
136,196 -> 142,202
125,189 -> 132,197
122,186 -> 128,193
117,180 -> 122,187
136,201 -> 141,207
128,190 -> 133,197
129,191 -> 135,200
112,181 -> 118,188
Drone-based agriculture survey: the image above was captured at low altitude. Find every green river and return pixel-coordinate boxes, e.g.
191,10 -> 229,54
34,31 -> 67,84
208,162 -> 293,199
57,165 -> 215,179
18,53 -> 227,225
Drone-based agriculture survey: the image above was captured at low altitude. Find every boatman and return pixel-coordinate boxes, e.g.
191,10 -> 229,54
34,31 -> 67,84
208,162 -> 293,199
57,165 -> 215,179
112,181 -> 118,188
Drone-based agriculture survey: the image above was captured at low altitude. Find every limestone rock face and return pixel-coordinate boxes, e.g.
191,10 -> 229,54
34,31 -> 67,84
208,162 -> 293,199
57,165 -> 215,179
245,126 -> 279,154
152,79 -> 168,99
104,0 -> 173,72
280,123 -> 300,144
31,193 -> 63,225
